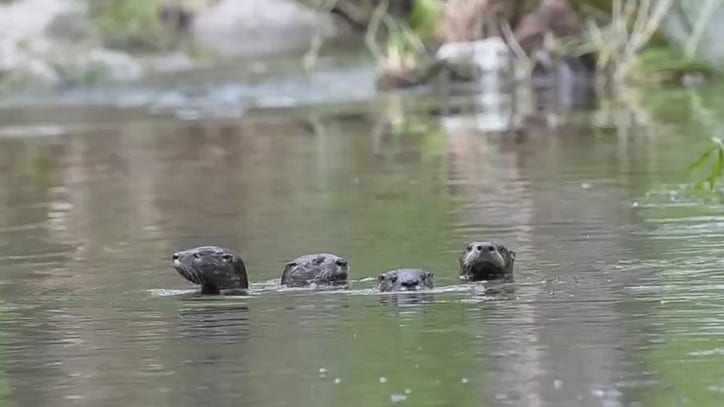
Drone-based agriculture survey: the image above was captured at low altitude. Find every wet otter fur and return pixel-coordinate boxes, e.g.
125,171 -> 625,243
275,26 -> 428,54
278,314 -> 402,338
281,253 -> 349,287
172,246 -> 248,295
378,269 -> 434,292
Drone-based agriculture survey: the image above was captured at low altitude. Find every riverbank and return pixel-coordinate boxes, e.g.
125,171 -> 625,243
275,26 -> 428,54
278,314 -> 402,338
0,0 -> 720,96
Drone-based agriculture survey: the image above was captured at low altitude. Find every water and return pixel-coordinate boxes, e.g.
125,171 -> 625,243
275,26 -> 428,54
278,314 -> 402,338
1,67 -> 724,406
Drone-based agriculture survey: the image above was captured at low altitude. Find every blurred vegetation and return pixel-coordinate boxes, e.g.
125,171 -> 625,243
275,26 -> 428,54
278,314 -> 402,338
689,137 -> 724,191
638,47 -> 714,83
87,0 -> 178,51
408,0 -> 441,39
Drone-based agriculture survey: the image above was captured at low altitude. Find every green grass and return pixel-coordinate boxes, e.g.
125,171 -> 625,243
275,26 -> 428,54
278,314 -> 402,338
689,137 -> 724,191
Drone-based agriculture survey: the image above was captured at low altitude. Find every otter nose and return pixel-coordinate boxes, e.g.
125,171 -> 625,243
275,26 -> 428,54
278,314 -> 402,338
335,259 -> 348,267
476,244 -> 495,252
172,252 -> 180,261
401,280 -> 419,288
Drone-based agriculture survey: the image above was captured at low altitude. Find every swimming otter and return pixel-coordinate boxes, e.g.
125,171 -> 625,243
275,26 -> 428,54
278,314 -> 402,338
459,241 -> 516,282
172,246 -> 248,295
378,269 -> 434,292
281,253 -> 349,287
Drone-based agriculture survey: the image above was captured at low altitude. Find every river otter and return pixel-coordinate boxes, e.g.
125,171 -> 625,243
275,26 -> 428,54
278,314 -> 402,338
281,253 -> 349,287
172,246 -> 249,295
378,269 -> 434,292
459,241 -> 516,282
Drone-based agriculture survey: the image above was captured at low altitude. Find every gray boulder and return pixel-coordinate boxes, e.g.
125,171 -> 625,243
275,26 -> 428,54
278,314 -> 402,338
0,0 -> 81,43
191,0 -> 338,57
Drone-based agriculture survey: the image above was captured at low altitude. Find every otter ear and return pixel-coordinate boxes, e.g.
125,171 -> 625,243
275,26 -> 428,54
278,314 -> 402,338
377,274 -> 386,282
425,272 -> 434,280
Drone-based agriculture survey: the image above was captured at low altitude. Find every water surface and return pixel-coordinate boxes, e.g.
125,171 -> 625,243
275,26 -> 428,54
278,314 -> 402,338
0,77 -> 723,406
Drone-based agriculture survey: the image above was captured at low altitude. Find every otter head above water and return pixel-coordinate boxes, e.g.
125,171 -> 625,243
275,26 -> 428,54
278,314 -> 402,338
378,269 -> 434,292
172,246 -> 248,295
458,241 -> 516,282
280,253 -> 349,287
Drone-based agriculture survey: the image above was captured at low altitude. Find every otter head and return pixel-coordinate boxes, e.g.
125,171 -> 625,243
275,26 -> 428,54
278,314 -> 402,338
281,253 -> 349,287
459,241 -> 515,282
321,254 -> 349,284
378,269 -> 434,292
172,246 -> 248,294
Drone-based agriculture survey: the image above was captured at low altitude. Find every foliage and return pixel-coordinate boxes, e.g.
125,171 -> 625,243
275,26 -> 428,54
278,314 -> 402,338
408,0 -> 441,39
572,0 -> 675,84
89,0 -> 176,51
636,47 -> 715,83
689,137 -> 724,191
365,0 -> 427,73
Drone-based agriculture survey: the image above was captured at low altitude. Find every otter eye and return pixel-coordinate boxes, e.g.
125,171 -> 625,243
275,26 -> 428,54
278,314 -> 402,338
425,272 -> 433,280
476,245 -> 483,251
335,259 -> 347,267
487,245 -> 496,252
193,253 -> 200,260
222,254 -> 233,262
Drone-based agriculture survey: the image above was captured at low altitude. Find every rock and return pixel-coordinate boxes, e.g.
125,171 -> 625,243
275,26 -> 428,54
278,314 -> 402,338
0,0 -> 82,43
45,8 -> 92,42
191,0 -> 338,57
0,42 -> 60,91
435,37 -> 512,79
148,52 -> 195,73
660,0 -> 724,72
74,48 -> 144,83
0,41 -> 24,73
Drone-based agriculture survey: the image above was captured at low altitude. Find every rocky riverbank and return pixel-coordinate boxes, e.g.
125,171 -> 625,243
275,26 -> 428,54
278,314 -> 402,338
1,0 -> 722,94
0,0 -> 337,92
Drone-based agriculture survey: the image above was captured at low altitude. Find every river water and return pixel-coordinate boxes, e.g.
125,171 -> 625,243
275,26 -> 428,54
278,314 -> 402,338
0,61 -> 723,406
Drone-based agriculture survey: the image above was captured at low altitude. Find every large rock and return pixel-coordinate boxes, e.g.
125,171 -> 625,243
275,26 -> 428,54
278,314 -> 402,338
0,0 -> 82,43
0,41 -> 59,89
660,0 -> 724,71
0,0 -> 149,91
435,37 -> 512,77
191,0 -> 338,57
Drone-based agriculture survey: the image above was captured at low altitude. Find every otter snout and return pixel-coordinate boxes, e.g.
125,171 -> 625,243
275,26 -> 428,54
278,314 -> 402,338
378,269 -> 434,292
334,258 -> 349,280
462,241 -> 505,268
401,279 -> 421,290
475,244 -> 496,253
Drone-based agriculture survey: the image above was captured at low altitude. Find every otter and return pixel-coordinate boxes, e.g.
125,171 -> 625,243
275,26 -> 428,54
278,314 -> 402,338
172,246 -> 248,295
281,253 -> 349,287
459,241 -> 516,282
378,269 -> 434,292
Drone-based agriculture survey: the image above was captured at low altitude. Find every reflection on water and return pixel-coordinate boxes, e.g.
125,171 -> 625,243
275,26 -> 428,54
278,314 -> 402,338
0,81 -> 724,406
